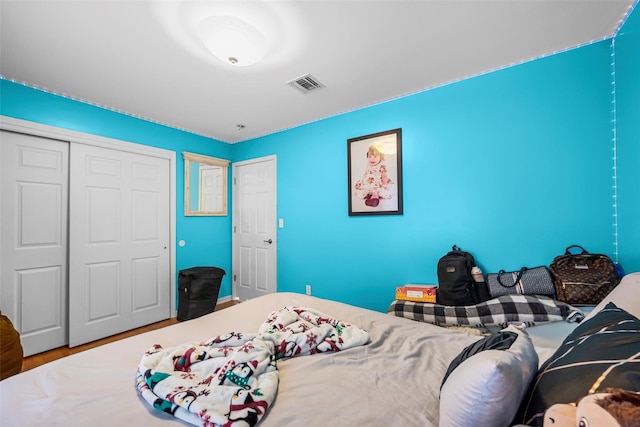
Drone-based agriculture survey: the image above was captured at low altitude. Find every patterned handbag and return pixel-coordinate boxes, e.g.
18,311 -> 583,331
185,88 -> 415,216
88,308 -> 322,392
549,245 -> 620,305
487,266 -> 556,298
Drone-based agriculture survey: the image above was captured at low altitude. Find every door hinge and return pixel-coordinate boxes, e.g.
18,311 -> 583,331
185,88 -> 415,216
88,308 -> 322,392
233,274 -> 236,282
233,226 -> 236,233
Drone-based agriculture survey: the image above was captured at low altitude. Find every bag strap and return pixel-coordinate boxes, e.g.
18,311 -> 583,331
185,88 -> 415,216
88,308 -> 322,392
496,267 -> 527,288
565,245 -> 588,254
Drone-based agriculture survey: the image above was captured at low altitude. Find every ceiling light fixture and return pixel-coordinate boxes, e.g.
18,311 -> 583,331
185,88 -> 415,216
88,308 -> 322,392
197,16 -> 269,66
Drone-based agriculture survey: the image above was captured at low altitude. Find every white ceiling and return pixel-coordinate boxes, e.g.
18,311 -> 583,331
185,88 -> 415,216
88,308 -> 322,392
0,0 -> 635,143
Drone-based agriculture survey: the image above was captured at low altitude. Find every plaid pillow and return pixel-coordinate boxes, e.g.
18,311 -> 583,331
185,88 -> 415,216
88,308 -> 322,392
387,294 -> 584,328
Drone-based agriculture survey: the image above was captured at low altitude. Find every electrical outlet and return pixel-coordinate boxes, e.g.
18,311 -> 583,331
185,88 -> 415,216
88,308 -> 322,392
305,284 -> 311,295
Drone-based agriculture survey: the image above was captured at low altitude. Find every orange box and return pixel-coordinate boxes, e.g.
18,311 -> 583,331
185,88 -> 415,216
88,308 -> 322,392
395,284 -> 437,303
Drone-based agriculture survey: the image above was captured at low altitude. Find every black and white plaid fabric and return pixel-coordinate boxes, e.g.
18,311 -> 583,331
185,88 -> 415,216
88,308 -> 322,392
387,294 -> 584,328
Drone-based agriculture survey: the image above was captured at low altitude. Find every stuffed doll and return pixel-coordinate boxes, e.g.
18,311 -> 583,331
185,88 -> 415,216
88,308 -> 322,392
543,388 -> 640,427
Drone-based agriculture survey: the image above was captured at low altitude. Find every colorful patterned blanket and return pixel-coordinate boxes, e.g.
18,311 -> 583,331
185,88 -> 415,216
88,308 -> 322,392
136,306 -> 370,427
388,294 -> 585,328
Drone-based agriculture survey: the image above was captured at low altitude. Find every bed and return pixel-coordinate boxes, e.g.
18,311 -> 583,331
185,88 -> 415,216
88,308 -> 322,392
1,273 -> 638,427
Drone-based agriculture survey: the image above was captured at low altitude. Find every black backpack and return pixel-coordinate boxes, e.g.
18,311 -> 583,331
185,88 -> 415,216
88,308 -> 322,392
437,245 -> 489,306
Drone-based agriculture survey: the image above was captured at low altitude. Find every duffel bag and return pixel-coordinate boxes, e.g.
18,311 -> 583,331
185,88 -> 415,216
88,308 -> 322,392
486,266 -> 556,298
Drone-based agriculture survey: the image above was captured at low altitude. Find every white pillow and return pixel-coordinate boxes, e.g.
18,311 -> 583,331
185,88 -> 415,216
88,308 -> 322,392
439,325 -> 538,427
583,272 -> 640,322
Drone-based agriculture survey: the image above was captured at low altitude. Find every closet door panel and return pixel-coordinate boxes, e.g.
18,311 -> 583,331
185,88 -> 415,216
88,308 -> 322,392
0,131 -> 69,356
85,261 -> 120,322
132,257 -> 160,310
18,267 -> 63,332
69,143 -> 170,347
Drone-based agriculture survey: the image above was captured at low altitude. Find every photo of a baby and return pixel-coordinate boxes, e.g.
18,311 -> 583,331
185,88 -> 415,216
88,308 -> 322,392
353,143 -> 393,207
348,128 -> 402,216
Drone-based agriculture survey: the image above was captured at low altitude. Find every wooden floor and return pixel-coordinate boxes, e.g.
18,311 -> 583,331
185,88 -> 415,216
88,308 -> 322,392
21,300 -> 238,372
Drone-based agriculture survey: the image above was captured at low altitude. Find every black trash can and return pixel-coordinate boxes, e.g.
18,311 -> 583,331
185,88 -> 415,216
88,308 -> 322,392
177,266 -> 226,321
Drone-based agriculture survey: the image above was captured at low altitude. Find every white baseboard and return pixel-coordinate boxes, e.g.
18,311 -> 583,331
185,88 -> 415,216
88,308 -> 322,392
217,295 -> 232,304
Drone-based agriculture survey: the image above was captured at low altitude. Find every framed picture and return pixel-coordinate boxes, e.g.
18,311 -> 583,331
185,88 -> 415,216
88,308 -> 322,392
348,128 -> 403,216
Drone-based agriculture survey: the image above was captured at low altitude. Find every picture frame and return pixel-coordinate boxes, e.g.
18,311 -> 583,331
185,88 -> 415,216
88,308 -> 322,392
348,128 -> 403,216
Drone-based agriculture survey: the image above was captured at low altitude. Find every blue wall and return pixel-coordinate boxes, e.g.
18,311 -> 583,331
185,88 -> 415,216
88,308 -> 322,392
616,5 -> 640,275
2,6 -> 638,312
0,81 -> 235,298
234,41 -> 618,311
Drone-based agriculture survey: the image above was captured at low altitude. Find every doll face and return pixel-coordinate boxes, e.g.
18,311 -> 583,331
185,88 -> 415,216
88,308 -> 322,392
543,393 -> 622,427
575,394 -> 620,427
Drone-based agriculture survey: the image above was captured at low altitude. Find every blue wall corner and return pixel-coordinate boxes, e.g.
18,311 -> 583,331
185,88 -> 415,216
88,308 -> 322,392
615,6 -> 640,274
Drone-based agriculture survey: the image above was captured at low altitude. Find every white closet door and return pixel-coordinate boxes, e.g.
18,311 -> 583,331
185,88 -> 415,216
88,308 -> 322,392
68,143 -> 171,347
0,131 -> 69,356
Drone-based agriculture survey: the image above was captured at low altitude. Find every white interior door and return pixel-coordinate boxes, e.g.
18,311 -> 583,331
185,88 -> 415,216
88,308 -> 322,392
232,156 -> 277,301
68,143 -> 171,347
0,131 -> 69,356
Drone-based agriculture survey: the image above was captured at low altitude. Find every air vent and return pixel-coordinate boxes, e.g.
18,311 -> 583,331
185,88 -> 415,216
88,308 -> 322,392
286,73 -> 325,94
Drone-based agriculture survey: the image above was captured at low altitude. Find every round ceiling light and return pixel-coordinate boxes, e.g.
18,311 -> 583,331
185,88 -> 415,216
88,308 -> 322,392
197,15 -> 269,66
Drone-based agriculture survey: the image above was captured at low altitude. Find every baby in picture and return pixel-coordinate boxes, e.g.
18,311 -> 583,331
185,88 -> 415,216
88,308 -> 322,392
354,143 -> 393,207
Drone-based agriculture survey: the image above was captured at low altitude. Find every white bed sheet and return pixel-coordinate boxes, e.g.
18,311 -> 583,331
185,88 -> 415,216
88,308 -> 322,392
0,292 -> 559,427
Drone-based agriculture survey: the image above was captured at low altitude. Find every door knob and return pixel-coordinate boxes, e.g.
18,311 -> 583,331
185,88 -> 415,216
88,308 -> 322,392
263,238 -> 273,244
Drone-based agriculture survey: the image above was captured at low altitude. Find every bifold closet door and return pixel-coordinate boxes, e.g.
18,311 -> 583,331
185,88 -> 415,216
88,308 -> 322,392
0,131 -> 69,357
68,143 -> 171,347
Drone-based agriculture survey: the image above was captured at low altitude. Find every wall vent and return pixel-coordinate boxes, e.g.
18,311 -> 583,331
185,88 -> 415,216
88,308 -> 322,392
286,73 -> 325,94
